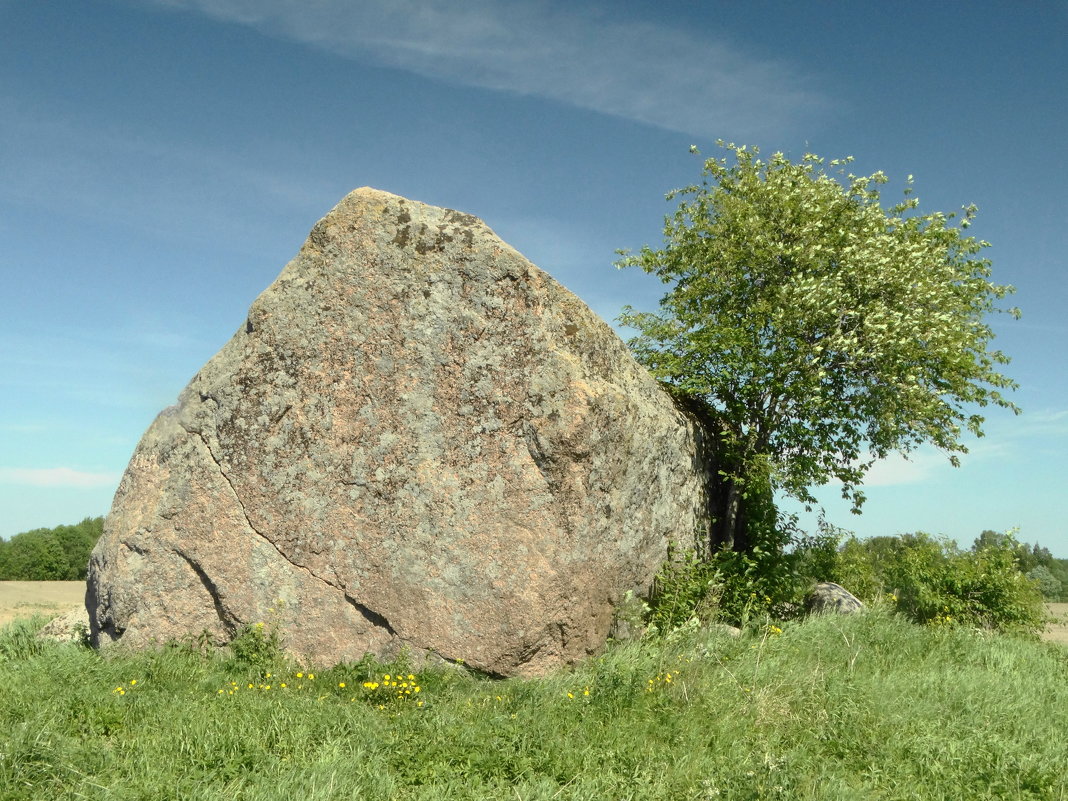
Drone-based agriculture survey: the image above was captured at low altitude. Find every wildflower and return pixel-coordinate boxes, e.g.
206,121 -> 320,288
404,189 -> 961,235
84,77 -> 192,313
338,682 -> 346,689
296,672 -> 304,679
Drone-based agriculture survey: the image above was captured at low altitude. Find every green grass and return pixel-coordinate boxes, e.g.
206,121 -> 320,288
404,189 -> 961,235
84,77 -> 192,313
1,611 -> 1066,800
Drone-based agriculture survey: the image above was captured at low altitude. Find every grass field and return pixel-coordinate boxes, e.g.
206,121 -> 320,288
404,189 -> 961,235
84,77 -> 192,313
1,592 -> 1067,800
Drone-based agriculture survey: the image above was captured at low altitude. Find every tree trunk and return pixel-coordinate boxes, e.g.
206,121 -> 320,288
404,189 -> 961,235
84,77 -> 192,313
662,387 -> 754,555
710,475 -> 750,554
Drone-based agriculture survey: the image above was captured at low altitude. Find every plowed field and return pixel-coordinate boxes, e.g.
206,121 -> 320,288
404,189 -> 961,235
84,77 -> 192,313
0,581 -> 85,626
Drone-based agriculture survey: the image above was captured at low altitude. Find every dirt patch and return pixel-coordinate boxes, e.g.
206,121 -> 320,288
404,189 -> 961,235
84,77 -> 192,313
1043,603 -> 1068,646
0,581 -> 85,627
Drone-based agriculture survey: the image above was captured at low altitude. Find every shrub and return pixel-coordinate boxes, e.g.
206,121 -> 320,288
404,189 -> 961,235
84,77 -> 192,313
821,531 -> 1045,634
648,516 -> 843,631
227,621 -> 285,670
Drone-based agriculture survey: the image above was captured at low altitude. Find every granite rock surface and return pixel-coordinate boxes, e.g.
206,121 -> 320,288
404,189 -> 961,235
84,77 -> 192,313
87,188 -> 714,676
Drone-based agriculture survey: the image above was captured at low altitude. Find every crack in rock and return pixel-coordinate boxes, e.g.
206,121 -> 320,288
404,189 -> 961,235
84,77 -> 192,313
174,548 -> 237,637
177,419 -> 401,640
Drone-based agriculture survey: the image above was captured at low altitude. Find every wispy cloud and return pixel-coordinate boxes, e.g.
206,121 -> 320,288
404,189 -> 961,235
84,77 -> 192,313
148,0 -> 827,139
860,450 -> 948,488
0,94 -> 330,249
0,467 -> 120,489
835,436 -> 1012,489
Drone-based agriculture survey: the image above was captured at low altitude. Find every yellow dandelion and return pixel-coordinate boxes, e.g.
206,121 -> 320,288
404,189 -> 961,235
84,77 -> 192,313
338,682 -> 346,689
383,674 -> 391,681
567,692 -> 574,700
414,686 -> 421,693
281,683 -> 287,689
307,673 -> 315,680
129,679 -> 138,686
296,672 -> 304,679
407,674 -> 415,681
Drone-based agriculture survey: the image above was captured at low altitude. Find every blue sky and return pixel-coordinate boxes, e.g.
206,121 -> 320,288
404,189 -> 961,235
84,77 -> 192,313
2,0 -> 1066,555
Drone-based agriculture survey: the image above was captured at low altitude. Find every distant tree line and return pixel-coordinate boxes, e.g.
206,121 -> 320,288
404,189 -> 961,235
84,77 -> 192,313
0,516 -> 104,581
815,529 -> 1068,617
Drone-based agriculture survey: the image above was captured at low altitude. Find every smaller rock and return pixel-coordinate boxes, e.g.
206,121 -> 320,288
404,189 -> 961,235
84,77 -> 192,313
705,623 -> 743,638
805,582 -> 863,615
37,607 -> 90,645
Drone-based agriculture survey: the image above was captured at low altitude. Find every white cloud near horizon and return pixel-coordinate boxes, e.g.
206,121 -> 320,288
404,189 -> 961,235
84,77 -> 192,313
147,0 -> 827,139
0,467 -> 120,489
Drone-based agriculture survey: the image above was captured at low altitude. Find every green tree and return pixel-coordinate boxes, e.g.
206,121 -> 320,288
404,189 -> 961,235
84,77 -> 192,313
1027,565 -> 1062,601
0,516 -> 104,580
618,143 -> 1019,552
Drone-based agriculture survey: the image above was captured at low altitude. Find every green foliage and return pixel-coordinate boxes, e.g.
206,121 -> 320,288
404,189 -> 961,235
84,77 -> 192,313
226,620 -> 285,670
0,516 -> 104,580
1045,559 -> 1068,602
649,518 -> 844,630
618,142 -> 1019,521
823,531 -> 1045,634
973,533 -> 1068,600
1027,565 -> 1063,601
0,615 -> 52,663
646,545 -> 720,632
2,611 -> 1066,799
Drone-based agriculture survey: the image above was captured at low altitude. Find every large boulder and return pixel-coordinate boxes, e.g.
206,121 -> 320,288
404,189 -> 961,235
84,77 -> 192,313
805,582 -> 864,615
87,188 -> 714,677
